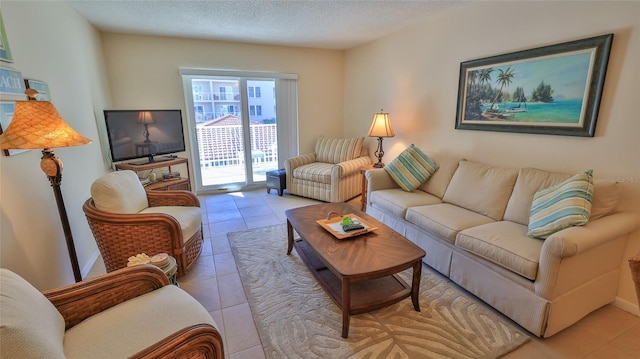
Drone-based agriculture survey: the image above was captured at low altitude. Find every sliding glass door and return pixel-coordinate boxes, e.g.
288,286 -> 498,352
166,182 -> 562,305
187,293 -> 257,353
181,69 -> 298,194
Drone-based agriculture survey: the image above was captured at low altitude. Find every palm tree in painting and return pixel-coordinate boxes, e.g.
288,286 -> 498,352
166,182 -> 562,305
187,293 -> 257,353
488,66 -> 515,113
478,68 -> 493,96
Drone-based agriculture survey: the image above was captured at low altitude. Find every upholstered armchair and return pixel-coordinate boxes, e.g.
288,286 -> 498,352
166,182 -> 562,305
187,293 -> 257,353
285,136 -> 372,202
0,265 -> 223,359
83,170 -> 203,276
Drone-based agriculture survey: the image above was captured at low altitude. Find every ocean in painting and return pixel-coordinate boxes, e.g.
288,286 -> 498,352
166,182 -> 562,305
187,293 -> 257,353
481,98 -> 583,123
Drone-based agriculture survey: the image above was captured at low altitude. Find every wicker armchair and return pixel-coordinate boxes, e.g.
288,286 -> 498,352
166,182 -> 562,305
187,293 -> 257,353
0,265 -> 223,359
83,170 -> 203,276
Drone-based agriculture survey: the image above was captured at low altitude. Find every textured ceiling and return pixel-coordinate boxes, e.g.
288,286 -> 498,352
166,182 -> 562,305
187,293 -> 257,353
65,0 -> 468,50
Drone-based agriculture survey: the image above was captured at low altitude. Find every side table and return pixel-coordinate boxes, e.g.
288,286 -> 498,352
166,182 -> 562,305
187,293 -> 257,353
359,164 -> 377,211
160,256 -> 179,286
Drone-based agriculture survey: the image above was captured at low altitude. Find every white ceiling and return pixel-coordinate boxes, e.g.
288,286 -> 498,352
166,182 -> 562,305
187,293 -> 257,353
65,0 -> 468,50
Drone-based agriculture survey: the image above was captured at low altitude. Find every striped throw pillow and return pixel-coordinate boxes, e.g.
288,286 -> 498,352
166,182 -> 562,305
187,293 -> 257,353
384,144 -> 439,191
527,169 -> 594,239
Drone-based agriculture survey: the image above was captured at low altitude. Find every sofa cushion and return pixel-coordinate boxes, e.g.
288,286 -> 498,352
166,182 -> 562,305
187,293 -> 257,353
0,269 -> 66,359
139,206 -> 202,242
406,203 -> 495,243
315,136 -> 363,164
418,152 -> 463,198
527,169 -> 594,239
384,144 -> 439,191
293,162 -> 334,184
91,170 -> 149,214
456,221 -> 543,280
504,168 -> 571,225
443,161 -> 518,220
63,285 -> 217,359
370,188 -> 442,218
590,179 -> 621,220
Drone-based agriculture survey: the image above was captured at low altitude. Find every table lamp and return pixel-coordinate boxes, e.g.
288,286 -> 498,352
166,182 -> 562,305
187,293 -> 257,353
368,109 -> 395,168
0,89 -> 92,282
138,111 -> 154,143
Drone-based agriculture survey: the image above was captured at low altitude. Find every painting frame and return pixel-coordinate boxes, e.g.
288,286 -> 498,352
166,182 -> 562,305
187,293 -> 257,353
0,10 -> 13,63
455,34 -> 613,137
0,101 -> 28,156
24,78 -> 51,101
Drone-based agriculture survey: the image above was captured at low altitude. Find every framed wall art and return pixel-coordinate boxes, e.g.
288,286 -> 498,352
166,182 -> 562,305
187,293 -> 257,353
0,101 -> 28,156
25,79 -> 51,101
0,67 -> 25,96
0,10 -> 12,63
455,34 -> 613,137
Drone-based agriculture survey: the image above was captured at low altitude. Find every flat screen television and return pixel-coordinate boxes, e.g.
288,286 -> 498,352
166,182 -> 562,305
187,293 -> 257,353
104,109 -> 186,164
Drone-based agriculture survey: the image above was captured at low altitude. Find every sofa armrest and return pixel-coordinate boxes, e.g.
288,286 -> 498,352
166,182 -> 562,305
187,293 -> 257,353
365,167 -> 400,192
44,265 -> 169,330
333,155 -> 373,177
147,190 -> 200,207
544,212 -> 640,258
536,212 -> 640,299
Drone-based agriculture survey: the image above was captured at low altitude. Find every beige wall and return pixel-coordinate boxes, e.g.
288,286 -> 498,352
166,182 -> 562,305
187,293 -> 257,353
100,33 -> 344,157
0,1 -> 111,289
345,1 -> 640,310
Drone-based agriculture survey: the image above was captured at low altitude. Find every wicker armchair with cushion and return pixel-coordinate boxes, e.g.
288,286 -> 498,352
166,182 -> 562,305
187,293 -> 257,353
285,136 -> 372,202
83,170 -> 203,276
0,265 -> 223,359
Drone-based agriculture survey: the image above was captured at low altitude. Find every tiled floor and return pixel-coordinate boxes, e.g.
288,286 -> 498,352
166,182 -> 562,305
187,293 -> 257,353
88,189 -> 640,359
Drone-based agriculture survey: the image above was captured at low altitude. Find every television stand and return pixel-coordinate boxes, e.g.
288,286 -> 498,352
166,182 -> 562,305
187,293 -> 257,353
115,157 -> 191,191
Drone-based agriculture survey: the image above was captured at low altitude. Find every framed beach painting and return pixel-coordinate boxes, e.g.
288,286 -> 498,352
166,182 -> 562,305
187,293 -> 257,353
0,10 -> 12,62
24,79 -> 51,101
0,101 -> 28,156
455,34 -> 613,137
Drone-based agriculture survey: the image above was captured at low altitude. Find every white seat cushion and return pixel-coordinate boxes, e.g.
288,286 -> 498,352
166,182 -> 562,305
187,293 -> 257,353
456,221 -> 543,280
139,206 -> 202,241
64,285 -> 217,359
293,162 -> 334,183
406,203 -> 495,243
370,188 -> 442,219
0,269 -> 66,359
91,170 -> 149,214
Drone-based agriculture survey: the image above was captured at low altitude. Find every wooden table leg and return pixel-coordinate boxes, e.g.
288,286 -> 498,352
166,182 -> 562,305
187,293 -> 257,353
342,277 -> 351,338
286,219 -> 294,255
411,261 -> 422,312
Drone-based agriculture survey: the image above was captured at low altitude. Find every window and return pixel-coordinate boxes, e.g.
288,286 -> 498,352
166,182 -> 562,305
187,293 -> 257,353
248,86 -> 255,98
256,105 -> 262,116
255,87 -> 261,98
250,105 -> 256,116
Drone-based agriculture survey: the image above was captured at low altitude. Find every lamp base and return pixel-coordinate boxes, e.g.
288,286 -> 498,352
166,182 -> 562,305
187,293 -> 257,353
373,162 -> 384,168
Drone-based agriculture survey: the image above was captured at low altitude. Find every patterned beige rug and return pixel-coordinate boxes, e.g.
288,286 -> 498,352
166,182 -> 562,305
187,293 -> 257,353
228,224 -> 529,359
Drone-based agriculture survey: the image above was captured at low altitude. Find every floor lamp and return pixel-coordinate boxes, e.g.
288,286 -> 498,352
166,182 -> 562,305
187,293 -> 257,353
0,89 -> 92,282
368,109 -> 395,168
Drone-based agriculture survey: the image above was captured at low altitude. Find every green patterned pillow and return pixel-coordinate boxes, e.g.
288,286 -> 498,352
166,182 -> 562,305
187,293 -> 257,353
527,169 -> 594,239
384,144 -> 439,191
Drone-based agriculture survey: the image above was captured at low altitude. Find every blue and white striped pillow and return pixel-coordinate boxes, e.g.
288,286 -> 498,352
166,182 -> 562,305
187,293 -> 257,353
527,169 -> 594,239
384,144 -> 439,191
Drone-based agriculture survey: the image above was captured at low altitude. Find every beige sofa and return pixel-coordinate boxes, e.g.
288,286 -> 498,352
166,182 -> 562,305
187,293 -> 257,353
365,151 -> 639,337
285,136 -> 372,202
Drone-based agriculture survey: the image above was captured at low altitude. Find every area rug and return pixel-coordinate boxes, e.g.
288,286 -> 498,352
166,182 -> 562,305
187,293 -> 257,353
228,224 -> 529,359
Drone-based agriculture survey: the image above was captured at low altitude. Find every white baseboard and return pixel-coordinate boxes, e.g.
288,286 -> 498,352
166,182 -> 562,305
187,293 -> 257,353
613,296 -> 640,317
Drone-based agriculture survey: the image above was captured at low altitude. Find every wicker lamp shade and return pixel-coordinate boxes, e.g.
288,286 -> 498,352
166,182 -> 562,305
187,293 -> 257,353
0,100 -> 91,150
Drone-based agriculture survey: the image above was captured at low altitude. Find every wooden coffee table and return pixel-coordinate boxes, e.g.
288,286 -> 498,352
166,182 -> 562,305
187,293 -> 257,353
285,202 -> 426,338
